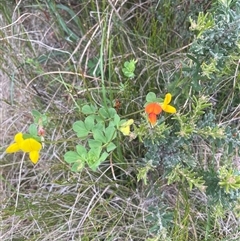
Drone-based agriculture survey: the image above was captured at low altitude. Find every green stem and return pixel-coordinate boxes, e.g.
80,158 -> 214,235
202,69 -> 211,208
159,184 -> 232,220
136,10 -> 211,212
100,17 -> 107,108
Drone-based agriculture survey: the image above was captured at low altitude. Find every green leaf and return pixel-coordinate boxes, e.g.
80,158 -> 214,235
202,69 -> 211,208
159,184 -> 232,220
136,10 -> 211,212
31,109 -> 41,119
41,115 -> 48,125
94,115 -> 105,123
88,159 -> 101,171
86,148 -> 101,171
22,133 -> 41,142
82,104 -> 97,114
146,92 -> 157,102
99,151 -> 109,162
113,114 -> 121,126
87,150 -> 109,171
31,110 -> 48,125
108,120 -> 116,128
85,115 -> 95,131
28,123 -> 38,136
122,59 -> 137,78
93,122 -> 105,132
64,151 -> 81,163
88,139 -> 102,149
108,108 -> 117,118
124,61 -> 130,68
105,125 -> 116,142
93,129 -> 107,143
76,145 -> 87,156
124,61 -> 135,71
106,142 -> 116,152
99,107 -> 109,118
89,146 -> 101,156
73,121 -> 89,138
71,161 -> 85,172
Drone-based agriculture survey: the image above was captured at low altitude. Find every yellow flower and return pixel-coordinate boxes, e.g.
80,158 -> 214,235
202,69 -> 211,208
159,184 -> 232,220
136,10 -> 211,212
160,93 -> 176,113
6,132 -> 24,153
119,119 -> 134,136
6,132 -> 42,164
21,138 -> 42,164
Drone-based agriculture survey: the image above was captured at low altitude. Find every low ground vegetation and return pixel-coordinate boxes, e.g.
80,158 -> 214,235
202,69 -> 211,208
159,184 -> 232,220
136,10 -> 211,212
1,0 -> 240,240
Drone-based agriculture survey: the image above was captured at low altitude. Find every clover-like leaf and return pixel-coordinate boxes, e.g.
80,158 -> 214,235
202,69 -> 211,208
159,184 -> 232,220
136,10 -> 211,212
76,145 -> 87,157
146,92 -> 157,102
93,129 -> 107,143
88,139 -> 102,149
99,151 -> 109,162
125,61 -> 135,71
87,150 -> 109,171
64,151 -> 81,163
31,110 -> 48,126
86,148 -> 101,170
31,109 -> 41,120
92,122 -> 105,133
82,104 -> 97,114
85,115 -> 95,131
105,125 -> 116,142
73,120 -> 89,138
71,161 -> 85,172
99,107 -> 109,118
28,123 -> 38,136
122,60 -> 137,78
113,114 -> 121,126
122,59 -> 137,78
106,142 -> 116,152
108,108 -> 117,118
94,115 -> 105,123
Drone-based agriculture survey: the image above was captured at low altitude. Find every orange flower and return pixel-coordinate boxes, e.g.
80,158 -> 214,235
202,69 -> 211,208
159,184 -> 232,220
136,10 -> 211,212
145,93 -> 176,126
145,103 -> 162,115
145,103 -> 162,126
148,113 -> 157,125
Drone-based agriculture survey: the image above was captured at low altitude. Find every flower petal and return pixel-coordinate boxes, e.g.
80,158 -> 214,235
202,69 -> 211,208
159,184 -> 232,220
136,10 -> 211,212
163,93 -> 172,106
6,143 -> 21,153
29,151 -> 40,164
119,119 -> 134,136
21,138 -> 42,152
119,125 -> 130,136
163,105 -> 176,113
148,113 -> 157,126
145,103 -> 162,115
125,119 -> 134,126
14,132 -> 24,145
